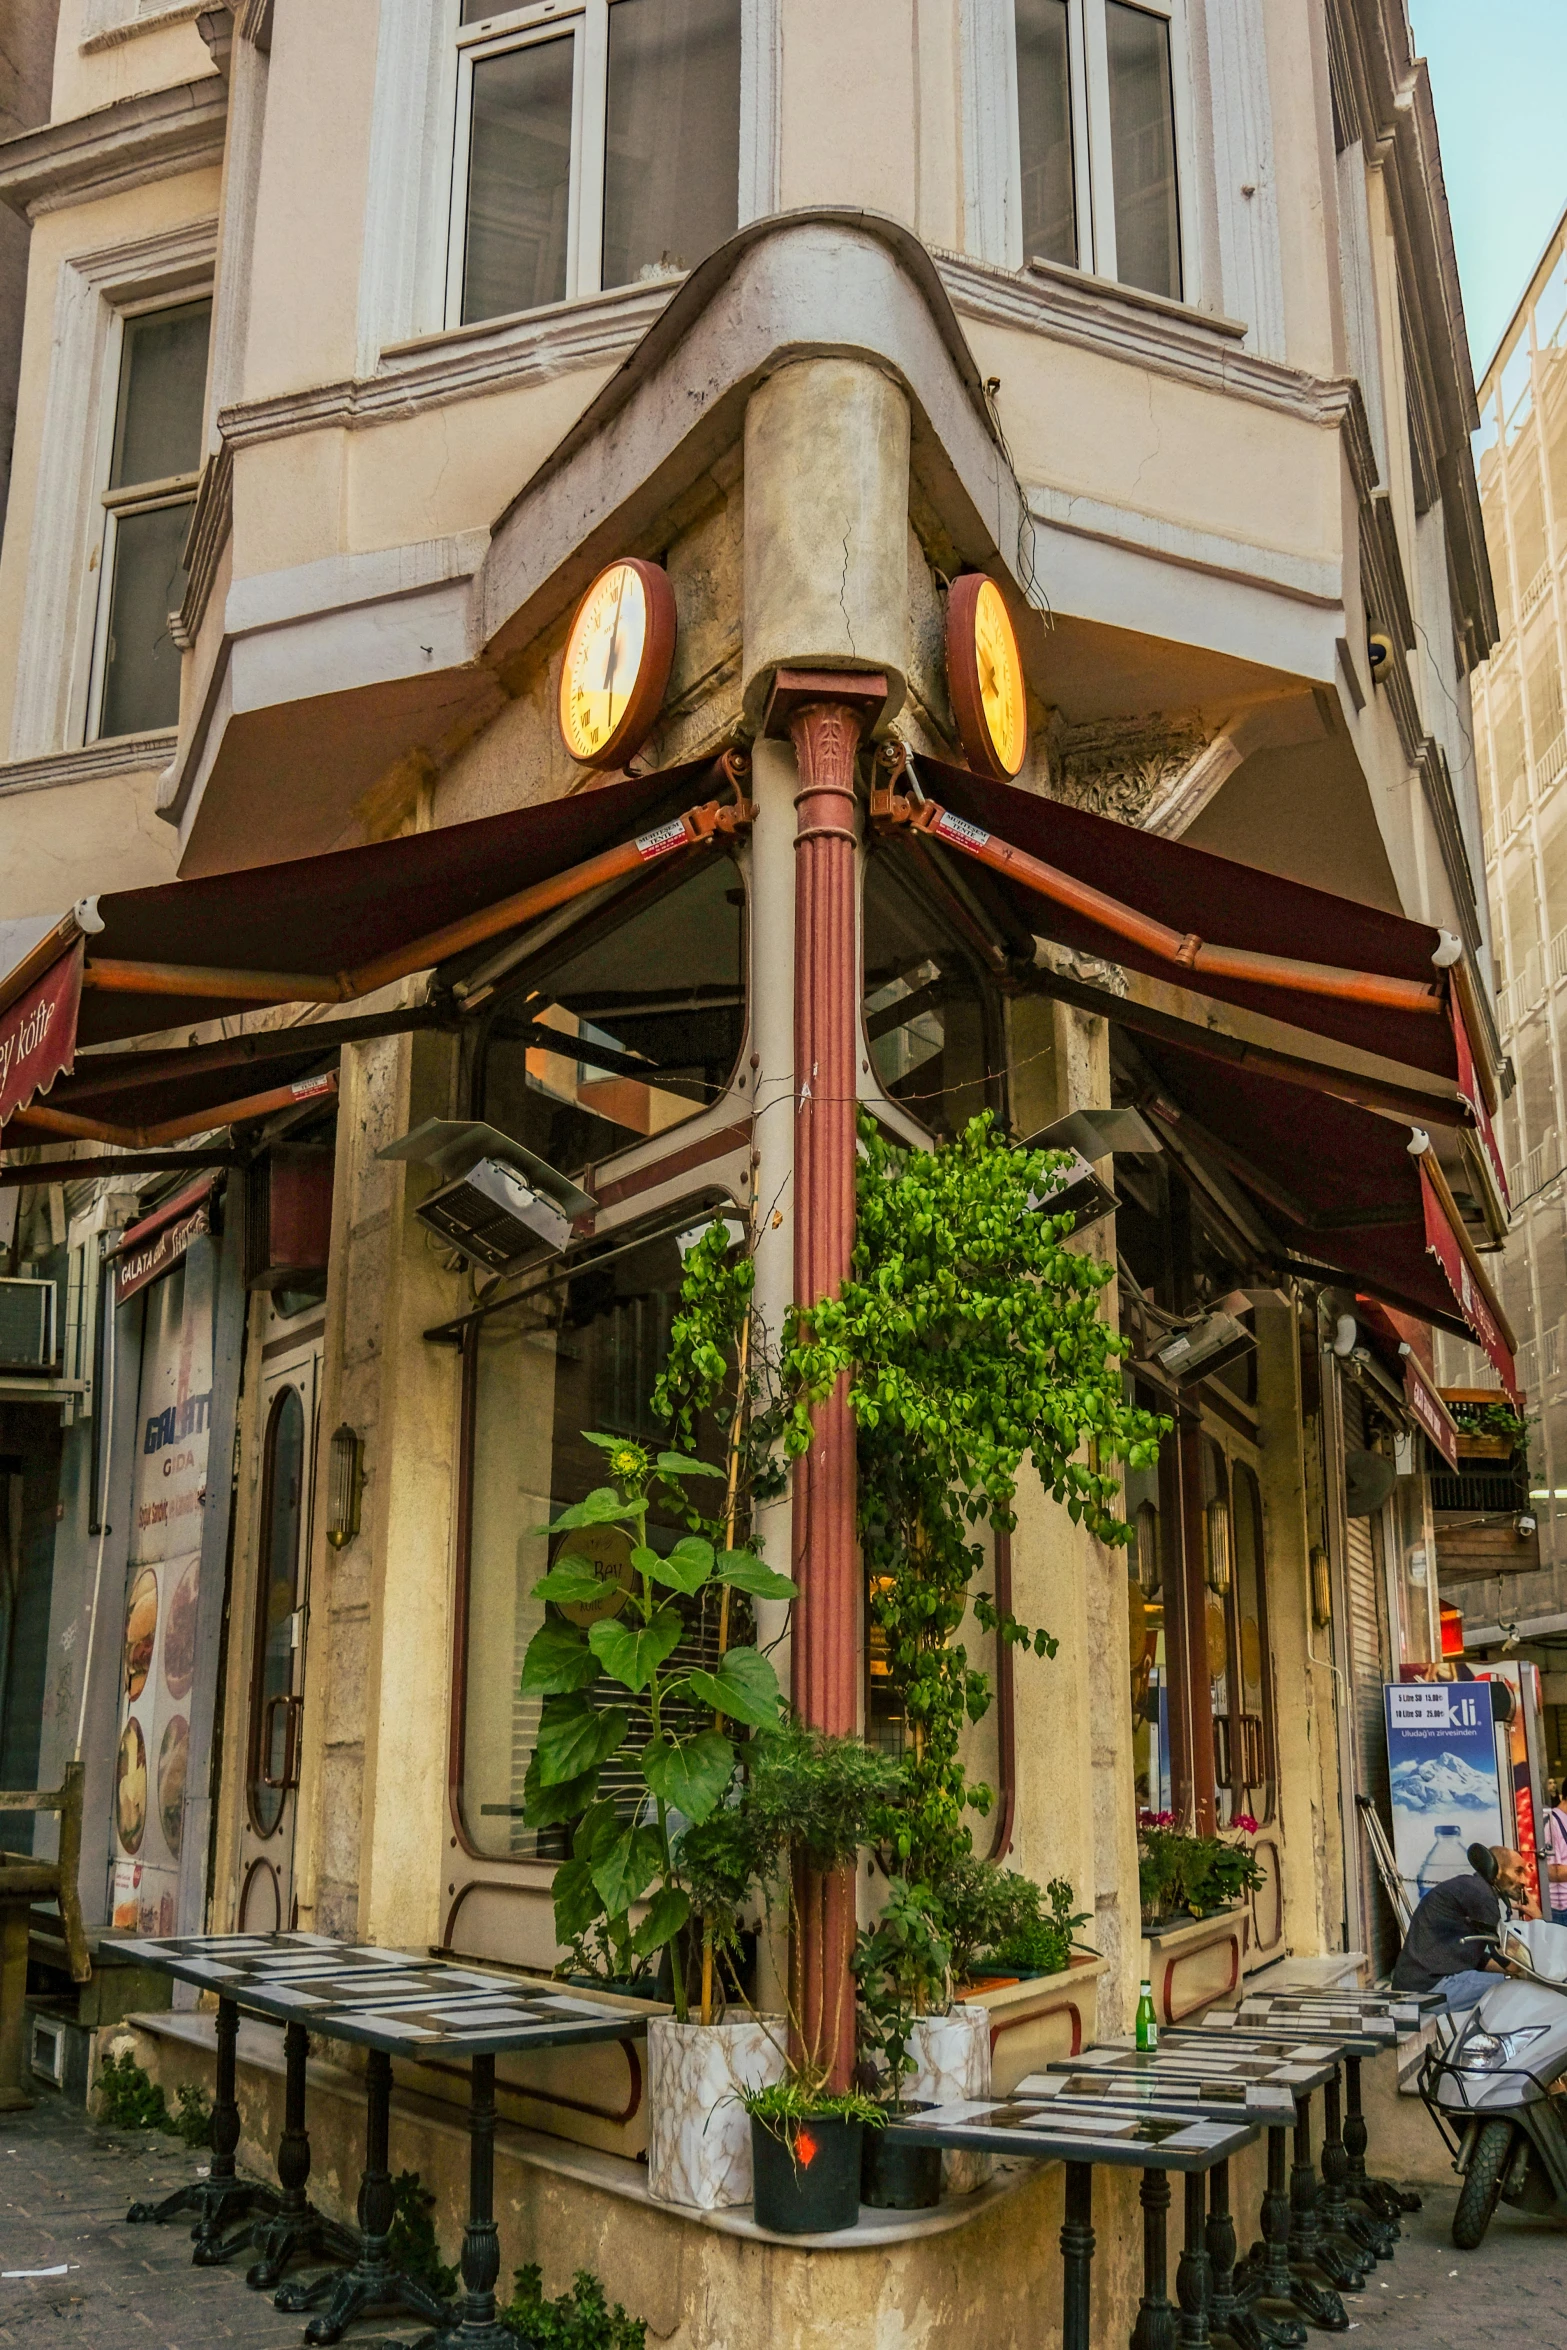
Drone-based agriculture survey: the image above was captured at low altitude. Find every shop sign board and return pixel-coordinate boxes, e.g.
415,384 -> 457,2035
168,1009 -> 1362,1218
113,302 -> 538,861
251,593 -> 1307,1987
108,1259 -> 213,1934
0,938 -> 81,1127
115,1182 -> 213,1306
1384,1681 -> 1506,1913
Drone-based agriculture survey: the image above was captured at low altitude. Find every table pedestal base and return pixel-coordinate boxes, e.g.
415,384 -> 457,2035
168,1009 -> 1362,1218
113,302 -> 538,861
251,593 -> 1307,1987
405,2054 -> 513,2350
1204,2160 -> 1305,2350
126,1996 -> 279,2265
245,2023 -> 356,2290
1238,2126 -> 1348,2333
1342,2058 -> 1420,2225
1287,2098 -> 1367,2296
273,2048 -> 454,2346
1315,2073 -> 1395,2266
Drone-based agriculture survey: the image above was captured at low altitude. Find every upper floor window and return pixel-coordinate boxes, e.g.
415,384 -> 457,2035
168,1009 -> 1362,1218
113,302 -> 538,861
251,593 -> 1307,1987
450,0 -> 741,327
89,299 -> 210,741
1013,0 -> 1183,302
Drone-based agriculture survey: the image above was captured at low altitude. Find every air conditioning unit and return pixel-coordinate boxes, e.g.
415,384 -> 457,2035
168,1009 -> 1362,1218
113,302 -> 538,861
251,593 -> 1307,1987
0,1277 -> 56,1372
378,1120 -> 595,1275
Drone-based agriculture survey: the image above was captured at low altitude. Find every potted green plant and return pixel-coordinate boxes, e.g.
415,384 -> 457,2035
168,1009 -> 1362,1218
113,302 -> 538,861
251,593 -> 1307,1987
682,1722 -> 903,2234
983,1877 -> 1093,1979
1137,1812 -> 1265,1929
852,1877 -> 951,2210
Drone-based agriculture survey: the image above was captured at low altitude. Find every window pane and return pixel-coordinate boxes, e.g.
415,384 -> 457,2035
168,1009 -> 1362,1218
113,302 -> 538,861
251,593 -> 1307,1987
110,301 -> 211,491
603,0 -> 740,291
249,1387 -> 304,1839
1105,1 -> 1180,300
1016,0 -> 1076,269
463,34 -> 575,324
98,499 -> 192,738
478,852 -> 746,1180
461,1223 -> 736,1862
862,853 -> 1007,1141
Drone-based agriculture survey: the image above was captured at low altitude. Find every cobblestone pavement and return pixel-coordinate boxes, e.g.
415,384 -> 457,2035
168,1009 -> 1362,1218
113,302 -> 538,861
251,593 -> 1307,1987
4,2090 -> 1565,2347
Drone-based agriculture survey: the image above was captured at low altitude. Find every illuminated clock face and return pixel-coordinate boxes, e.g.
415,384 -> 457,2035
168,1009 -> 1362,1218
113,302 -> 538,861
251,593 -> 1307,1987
972,577 -> 1026,776
560,560 -> 656,765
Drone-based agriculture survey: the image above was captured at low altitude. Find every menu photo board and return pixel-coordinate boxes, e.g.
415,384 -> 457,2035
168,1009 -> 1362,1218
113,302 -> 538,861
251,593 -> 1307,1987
109,1262 -> 212,1934
1384,1681 -> 1506,1914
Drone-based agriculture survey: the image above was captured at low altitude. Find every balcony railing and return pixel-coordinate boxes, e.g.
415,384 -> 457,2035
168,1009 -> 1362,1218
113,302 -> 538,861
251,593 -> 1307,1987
1520,562 -> 1552,622
1538,729 -> 1567,792
1508,1137 -> 1564,1204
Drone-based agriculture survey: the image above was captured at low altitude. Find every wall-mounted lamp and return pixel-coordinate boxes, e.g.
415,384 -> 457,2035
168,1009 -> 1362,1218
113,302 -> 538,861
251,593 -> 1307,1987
1310,1544 -> 1332,1629
326,1423 -> 364,1550
1205,1493 -> 1232,1595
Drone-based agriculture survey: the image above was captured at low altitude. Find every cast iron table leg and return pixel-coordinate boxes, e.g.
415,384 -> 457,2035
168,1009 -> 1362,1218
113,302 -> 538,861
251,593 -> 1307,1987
126,1995 -> 278,2260
1061,2161 -> 1096,2350
246,2021 -> 357,2289
1176,2172 -> 1211,2349
1342,2055 -> 1420,2223
409,2052 -> 511,2349
1239,2124 -> 1347,2333
1131,2167 -> 1176,2350
1287,2095 -> 1367,2295
273,2047 -> 455,2344
1316,2069 -> 1394,2264
1205,2158 -> 1304,2350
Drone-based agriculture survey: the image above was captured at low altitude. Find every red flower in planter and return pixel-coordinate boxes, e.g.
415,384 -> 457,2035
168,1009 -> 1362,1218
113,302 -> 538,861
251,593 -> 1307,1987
794,2127 -> 819,2168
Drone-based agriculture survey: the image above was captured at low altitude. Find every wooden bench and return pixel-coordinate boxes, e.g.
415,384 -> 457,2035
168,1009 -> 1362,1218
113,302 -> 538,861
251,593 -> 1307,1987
0,1760 -> 90,2110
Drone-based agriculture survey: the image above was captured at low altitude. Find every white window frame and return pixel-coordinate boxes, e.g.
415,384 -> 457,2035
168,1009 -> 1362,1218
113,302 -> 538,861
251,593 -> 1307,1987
969,0 -> 1196,305
83,293 -> 210,746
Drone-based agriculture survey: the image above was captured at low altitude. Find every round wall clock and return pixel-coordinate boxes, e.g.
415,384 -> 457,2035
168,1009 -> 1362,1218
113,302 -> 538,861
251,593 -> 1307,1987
558,557 -> 677,769
945,572 -> 1027,780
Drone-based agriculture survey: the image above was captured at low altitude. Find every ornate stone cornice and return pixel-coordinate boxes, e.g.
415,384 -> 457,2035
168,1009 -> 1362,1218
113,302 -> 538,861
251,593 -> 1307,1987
1052,715 -> 1212,826
0,732 -> 177,801
0,76 -> 226,219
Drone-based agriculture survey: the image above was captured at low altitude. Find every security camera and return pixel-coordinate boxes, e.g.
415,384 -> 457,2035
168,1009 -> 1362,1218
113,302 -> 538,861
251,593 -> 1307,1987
1517,1510 -> 1539,1539
1367,631 -> 1394,679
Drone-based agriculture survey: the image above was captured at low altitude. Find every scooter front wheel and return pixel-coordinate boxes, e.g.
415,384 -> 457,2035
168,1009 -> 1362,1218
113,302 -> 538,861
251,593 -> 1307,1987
1452,2120 -> 1512,2251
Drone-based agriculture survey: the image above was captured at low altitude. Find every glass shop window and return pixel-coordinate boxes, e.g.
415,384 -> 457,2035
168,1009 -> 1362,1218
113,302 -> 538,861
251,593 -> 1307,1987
861,852 -> 1008,1142
474,851 -> 746,1182
1013,0 -> 1183,301
90,298 -> 211,740
458,1216 -> 739,1859
1204,1441 -> 1275,1827
451,0 -> 741,326
1126,1435 -> 1172,1818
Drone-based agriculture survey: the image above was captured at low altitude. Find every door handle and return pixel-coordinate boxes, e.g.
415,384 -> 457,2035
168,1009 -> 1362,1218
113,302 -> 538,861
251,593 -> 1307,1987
261,1693 -> 303,1791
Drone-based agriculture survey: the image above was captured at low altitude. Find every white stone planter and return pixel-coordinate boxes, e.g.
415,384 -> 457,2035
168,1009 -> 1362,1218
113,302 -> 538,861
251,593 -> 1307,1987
905,2003 -> 993,2195
646,2015 -> 787,2211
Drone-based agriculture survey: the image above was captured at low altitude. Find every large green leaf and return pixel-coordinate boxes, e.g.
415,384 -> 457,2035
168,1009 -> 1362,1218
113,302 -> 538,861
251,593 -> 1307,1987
533,1487 -> 630,1536
571,1799 -> 621,1864
642,1729 -> 735,1824
684,1646 -> 783,1728
715,1549 -> 798,1601
551,1856 -> 603,1942
639,1537 -> 713,1596
588,1608 -> 684,1693
534,1694 -> 630,1786
655,1452 -> 726,1479
522,1752 -> 599,1829
631,1885 -> 691,1958
591,1825 -> 663,1916
520,1620 -> 600,1697
529,1561 -> 618,1609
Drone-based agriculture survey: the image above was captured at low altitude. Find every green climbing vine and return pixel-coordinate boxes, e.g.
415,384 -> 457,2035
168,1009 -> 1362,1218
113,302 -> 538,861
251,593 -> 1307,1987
785,1111 -> 1168,1886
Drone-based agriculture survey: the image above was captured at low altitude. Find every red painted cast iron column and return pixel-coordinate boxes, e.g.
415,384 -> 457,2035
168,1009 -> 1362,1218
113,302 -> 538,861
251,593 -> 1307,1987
766,667 -> 885,2090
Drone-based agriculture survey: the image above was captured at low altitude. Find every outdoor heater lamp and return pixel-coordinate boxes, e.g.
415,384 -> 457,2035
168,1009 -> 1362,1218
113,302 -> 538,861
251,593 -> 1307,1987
1023,1103 -> 1162,1234
377,1119 -> 595,1275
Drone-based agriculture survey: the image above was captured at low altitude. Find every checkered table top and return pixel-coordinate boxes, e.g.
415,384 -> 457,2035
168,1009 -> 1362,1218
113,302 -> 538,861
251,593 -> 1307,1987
1070,2038 -> 1342,2091
1030,2063 -> 1298,2125
886,2095 -> 1257,2172
105,1932 -> 645,2058
1178,2012 -> 1391,2058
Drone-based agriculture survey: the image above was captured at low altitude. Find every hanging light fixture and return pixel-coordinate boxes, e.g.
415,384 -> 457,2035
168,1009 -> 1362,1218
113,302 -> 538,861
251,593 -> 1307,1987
326,1423 -> 364,1550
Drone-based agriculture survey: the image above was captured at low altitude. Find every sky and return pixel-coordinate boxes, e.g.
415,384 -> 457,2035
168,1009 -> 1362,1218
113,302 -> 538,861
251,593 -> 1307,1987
1409,0 -> 1567,383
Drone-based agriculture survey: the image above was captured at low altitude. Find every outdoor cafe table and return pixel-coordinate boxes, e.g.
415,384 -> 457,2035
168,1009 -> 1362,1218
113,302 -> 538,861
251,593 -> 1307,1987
1186,2007 -> 1424,2228
1167,2024 -> 1400,2320
1026,2066 -> 1301,2350
884,2092 -> 1258,2350
107,1931 -> 638,2348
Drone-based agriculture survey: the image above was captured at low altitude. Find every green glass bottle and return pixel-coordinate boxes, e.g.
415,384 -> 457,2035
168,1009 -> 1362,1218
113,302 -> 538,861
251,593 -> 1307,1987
1135,1979 -> 1158,2051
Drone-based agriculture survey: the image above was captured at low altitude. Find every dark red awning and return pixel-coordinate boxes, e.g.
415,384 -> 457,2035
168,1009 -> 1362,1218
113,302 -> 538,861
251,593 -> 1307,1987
909,754 -> 1466,1087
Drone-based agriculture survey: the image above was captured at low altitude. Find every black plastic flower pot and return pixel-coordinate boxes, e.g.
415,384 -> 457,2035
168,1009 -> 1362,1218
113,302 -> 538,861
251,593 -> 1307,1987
750,2113 -> 864,2235
861,2103 -> 941,2210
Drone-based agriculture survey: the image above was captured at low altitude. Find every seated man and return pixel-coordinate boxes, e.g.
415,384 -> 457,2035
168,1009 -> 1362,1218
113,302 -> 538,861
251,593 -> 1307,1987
1391,1843 -> 1540,2012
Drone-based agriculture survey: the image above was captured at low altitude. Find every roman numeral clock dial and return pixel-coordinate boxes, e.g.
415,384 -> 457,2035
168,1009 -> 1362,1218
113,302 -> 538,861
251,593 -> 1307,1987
557,557 -> 678,770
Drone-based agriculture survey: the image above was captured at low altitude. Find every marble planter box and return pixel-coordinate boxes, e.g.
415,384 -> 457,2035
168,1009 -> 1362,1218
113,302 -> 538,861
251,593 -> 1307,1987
963,1955 -> 1106,2095
905,2004 -> 992,2195
646,2016 -> 786,2212
1140,1908 -> 1248,2025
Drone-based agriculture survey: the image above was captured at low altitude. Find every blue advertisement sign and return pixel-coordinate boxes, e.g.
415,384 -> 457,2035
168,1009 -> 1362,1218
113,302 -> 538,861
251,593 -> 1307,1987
1383,1683 -> 1506,1909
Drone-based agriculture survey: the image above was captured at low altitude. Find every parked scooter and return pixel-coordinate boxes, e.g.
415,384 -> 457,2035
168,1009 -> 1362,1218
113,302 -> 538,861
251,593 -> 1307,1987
1420,1914 -> 1567,2248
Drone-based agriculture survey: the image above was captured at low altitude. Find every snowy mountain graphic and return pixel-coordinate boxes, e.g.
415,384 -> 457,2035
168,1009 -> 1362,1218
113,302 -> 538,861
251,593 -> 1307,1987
1389,1751 -> 1497,1813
